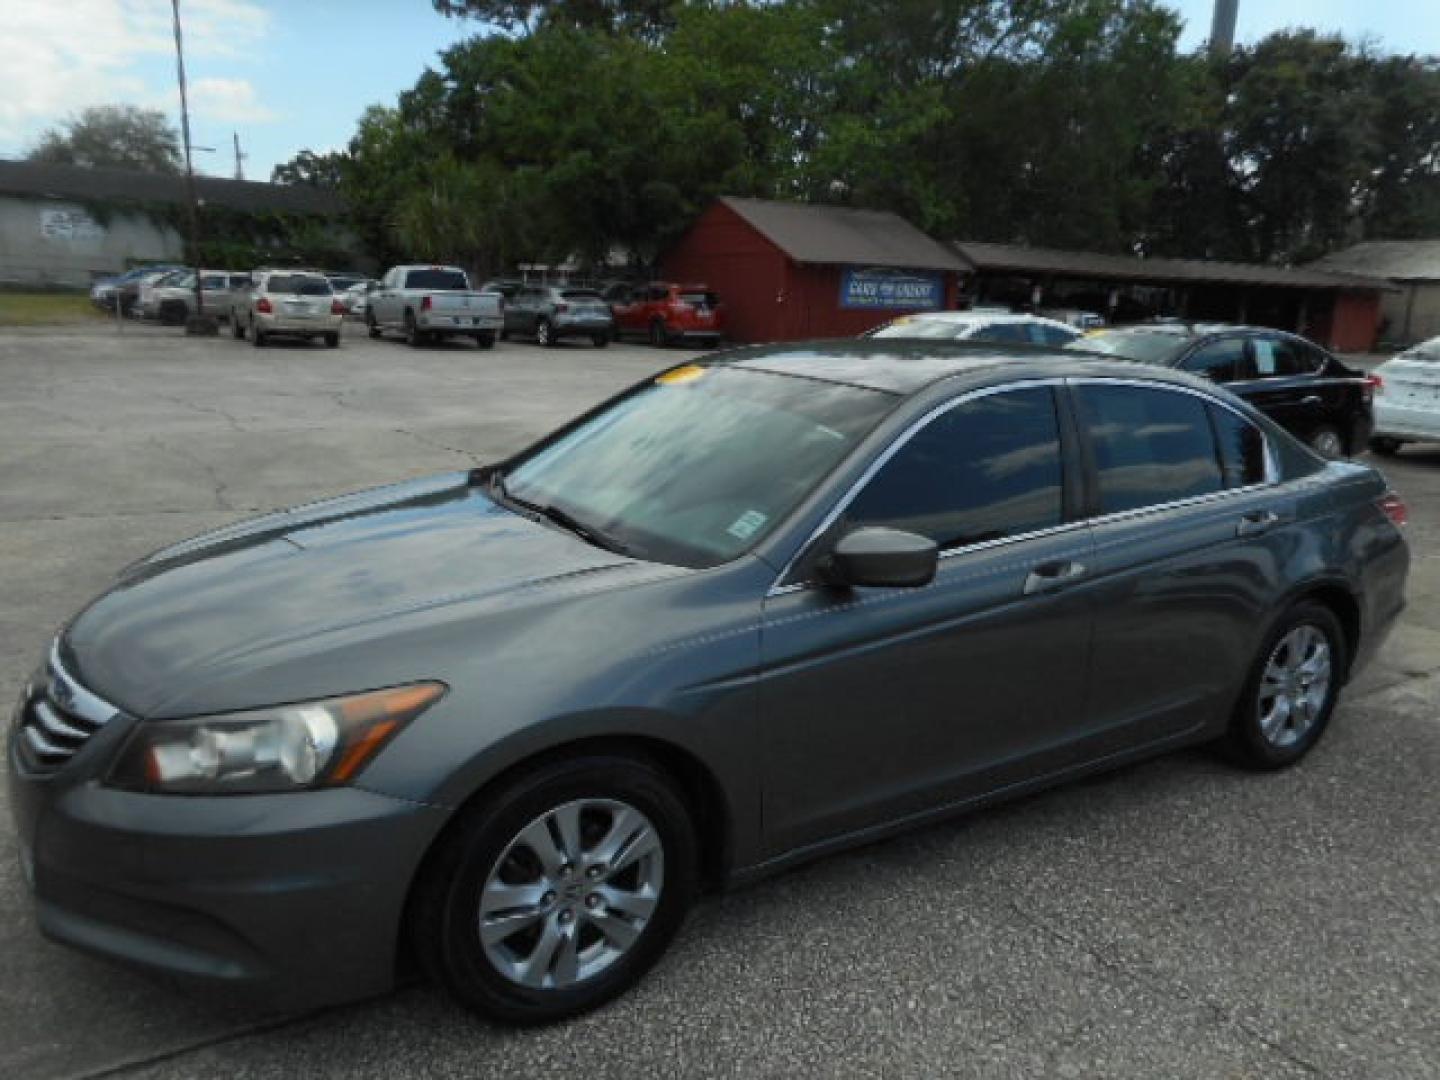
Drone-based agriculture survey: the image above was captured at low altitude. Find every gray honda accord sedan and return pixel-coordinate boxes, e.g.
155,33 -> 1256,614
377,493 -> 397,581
8,342 -> 1409,1023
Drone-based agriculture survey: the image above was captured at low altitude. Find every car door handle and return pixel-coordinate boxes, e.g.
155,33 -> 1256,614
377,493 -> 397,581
1023,560 -> 1087,595
1236,510 -> 1281,537
1301,395 -> 1323,407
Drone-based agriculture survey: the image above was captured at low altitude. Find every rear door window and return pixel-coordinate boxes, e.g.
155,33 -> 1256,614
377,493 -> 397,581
1181,338 -> 1246,383
843,388 -> 1064,550
1076,384 -> 1224,514
1250,335 -> 1306,378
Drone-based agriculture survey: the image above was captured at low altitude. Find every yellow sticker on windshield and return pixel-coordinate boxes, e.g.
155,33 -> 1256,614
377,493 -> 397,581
656,364 -> 706,385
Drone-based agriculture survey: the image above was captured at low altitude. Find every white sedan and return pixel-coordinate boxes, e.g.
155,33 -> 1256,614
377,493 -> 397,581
1370,337 -> 1440,455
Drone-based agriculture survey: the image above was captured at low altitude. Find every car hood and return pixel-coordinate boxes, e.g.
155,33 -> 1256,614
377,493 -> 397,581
62,473 -> 652,716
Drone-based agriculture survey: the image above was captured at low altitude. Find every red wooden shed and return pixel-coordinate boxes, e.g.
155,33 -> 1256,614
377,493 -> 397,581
662,197 -> 971,344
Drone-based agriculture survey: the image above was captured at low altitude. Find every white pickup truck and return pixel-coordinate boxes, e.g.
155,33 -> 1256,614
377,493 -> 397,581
367,265 -> 504,348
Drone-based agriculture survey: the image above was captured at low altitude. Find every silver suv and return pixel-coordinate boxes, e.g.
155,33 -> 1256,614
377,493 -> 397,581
230,270 -> 344,348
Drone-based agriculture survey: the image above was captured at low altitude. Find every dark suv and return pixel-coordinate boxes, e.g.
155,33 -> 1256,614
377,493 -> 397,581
1071,326 -> 1375,458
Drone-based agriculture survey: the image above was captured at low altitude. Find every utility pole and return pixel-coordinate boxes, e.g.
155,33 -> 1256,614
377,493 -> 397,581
233,131 -> 246,181
1209,0 -> 1238,56
171,0 -> 216,334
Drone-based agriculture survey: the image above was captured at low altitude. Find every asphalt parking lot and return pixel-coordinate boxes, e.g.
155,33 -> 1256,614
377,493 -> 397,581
2,322 -> 1438,1079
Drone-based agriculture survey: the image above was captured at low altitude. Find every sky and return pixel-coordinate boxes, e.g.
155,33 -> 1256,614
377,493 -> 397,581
0,1 -> 1437,184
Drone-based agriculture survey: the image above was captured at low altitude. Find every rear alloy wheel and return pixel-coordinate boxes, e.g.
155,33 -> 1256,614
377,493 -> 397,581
411,755 -> 698,1024
536,318 -> 557,348
405,311 -> 425,348
250,319 -> 266,348
1225,600 -> 1345,770
1308,425 -> 1344,459
649,320 -> 669,348
1369,436 -> 1403,457
324,332 -> 340,348
476,330 -> 496,350
592,333 -> 610,349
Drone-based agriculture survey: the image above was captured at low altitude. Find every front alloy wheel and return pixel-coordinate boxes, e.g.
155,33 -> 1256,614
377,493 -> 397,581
411,755 -> 697,1023
479,799 -> 663,990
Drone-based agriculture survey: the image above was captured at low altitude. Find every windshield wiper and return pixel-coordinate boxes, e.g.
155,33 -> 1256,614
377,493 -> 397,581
490,472 -> 634,557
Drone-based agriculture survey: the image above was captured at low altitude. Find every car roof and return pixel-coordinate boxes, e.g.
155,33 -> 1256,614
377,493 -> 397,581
718,339 -> 1207,396
901,311 -> 1064,326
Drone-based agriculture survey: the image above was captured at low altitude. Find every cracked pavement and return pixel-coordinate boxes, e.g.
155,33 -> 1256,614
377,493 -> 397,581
1,324 -> 1437,1079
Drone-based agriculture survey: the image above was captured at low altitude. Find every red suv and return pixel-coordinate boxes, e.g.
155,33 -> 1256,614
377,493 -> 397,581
609,282 -> 725,347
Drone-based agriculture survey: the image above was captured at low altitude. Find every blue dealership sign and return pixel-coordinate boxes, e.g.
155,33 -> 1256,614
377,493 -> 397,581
839,266 -> 945,310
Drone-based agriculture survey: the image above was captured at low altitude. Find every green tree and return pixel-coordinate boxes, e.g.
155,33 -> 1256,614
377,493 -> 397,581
271,149 -> 349,188
29,105 -> 181,173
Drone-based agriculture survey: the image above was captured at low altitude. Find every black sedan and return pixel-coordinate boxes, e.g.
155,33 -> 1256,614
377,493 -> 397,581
1069,326 -> 1375,458
9,342 -> 1409,1024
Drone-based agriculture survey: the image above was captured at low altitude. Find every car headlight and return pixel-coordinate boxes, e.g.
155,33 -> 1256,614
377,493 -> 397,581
107,683 -> 445,794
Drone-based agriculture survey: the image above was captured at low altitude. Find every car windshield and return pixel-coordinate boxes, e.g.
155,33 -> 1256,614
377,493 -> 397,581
405,269 -> 468,290
500,365 -> 895,568
268,275 -> 332,296
1068,330 -> 1189,364
869,317 -> 971,340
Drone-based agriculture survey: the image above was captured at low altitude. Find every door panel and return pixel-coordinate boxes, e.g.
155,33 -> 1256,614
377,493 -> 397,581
1072,381 -> 1294,742
758,529 -> 1096,856
756,384 -> 1098,858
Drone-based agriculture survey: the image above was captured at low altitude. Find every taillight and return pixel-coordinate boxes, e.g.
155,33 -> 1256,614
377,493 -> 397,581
255,297 -> 273,314
420,295 -> 432,312
331,299 -> 345,315
1378,492 -> 1408,528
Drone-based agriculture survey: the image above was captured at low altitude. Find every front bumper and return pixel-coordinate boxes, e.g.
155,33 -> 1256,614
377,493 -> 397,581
8,714 -> 447,1009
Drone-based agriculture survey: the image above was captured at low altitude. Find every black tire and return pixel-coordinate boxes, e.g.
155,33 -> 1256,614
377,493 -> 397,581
1308,424 -> 1344,459
499,328 -> 510,342
250,320 -> 266,348
592,333 -> 610,349
536,318 -> 558,348
324,332 -> 340,348
1369,436 -> 1403,456
405,311 -> 425,348
649,320 -> 669,348
367,313 -> 382,339
411,754 -> 699,1025
476,330 -> 496,350
1223,600 -> 1346,770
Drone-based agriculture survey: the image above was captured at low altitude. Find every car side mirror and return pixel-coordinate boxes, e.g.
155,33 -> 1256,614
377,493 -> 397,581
818,527 -> 938,589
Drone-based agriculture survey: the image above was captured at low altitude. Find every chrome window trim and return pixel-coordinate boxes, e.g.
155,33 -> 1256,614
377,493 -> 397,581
766,375 -> 1278,598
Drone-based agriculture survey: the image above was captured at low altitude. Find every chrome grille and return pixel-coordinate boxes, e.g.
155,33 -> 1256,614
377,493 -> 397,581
14,643 -> 118,773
